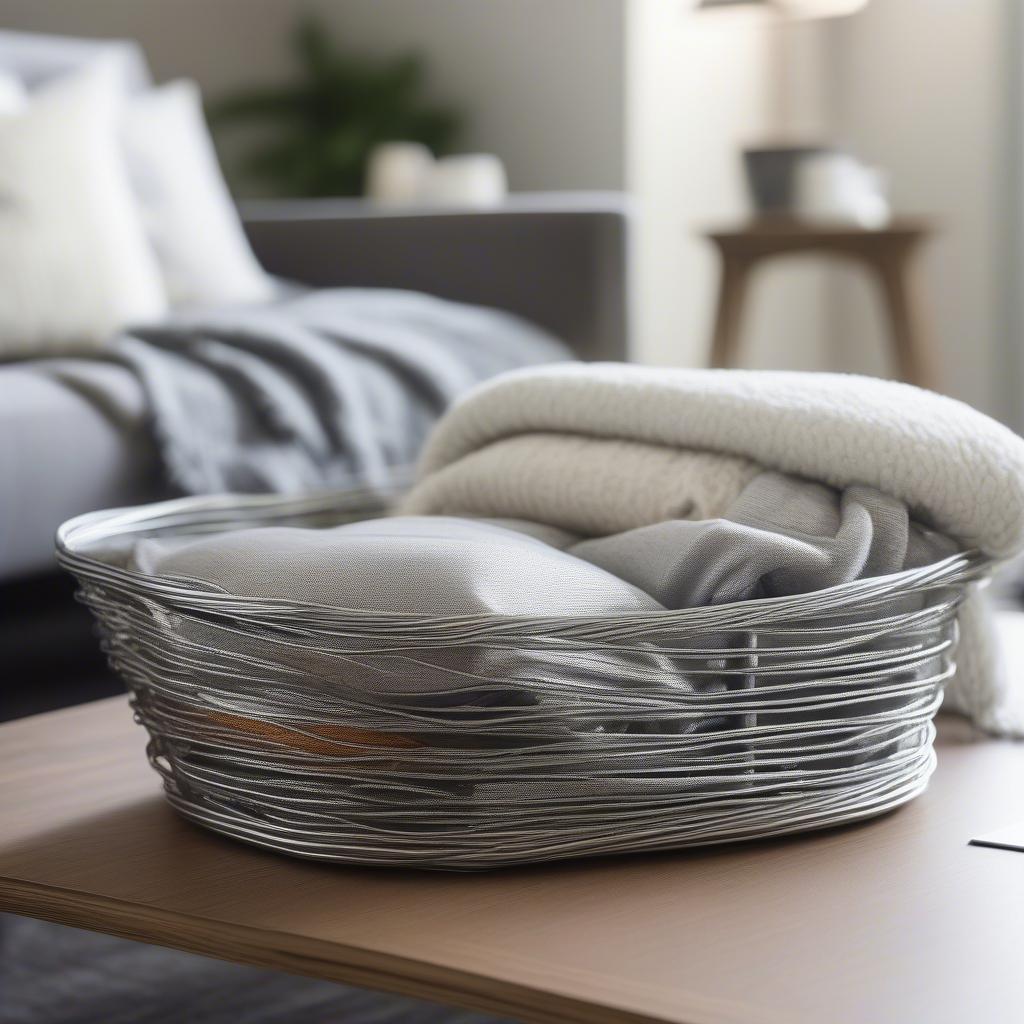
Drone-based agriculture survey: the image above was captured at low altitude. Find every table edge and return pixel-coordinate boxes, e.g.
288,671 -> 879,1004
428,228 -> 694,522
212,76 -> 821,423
0,877 -> 673,1024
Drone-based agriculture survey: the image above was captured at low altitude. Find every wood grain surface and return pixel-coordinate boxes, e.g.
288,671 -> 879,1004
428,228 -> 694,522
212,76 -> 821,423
1,697 -> 1022,1024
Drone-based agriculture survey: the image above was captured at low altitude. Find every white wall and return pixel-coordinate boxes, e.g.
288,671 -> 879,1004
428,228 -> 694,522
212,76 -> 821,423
0,0 -> 627,191
823,0 -> 1012,418
627,0 -> 1017,414
3,0 -> 1013,414
308,0 -> 627,192
626,0 -> 1017,414
626,0 -> 831,369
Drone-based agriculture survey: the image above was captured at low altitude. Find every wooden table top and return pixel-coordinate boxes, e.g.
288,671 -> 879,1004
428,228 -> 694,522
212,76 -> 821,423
704,219 -> 934,260
705,217 -> 932,240
2,697 -> 1022,1024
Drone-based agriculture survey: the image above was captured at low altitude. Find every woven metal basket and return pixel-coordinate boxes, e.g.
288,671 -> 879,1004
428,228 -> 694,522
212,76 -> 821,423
58,489 -> 988,870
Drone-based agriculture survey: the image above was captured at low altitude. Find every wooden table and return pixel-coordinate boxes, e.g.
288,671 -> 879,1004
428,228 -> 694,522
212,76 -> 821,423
2,697 -> 1022,1024
706,219 -> 938,389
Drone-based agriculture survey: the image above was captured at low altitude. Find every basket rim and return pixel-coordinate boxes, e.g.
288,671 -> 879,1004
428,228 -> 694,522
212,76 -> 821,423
56,489 -> 991,633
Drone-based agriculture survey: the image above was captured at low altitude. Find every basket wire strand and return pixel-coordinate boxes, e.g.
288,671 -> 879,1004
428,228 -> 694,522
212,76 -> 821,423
57,488 -> 987,869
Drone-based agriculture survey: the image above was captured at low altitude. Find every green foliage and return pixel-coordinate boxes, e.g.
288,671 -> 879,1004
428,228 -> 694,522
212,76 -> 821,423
209,16 -> 461,197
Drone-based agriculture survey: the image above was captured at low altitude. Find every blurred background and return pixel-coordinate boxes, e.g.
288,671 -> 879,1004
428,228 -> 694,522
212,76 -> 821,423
3,5 -> 1023,1018
3,0 -> 1018,421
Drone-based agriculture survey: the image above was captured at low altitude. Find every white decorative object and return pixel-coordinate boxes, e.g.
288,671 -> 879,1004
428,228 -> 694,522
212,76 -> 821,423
794,152 -> 890,228
772,0 -> 868,15
365,142 -> 434,205
698,0 -> 869,18
365,144 -> 509,208
423,153 -> 508,207
0,67 -> 167,355
122,80 -> 276,307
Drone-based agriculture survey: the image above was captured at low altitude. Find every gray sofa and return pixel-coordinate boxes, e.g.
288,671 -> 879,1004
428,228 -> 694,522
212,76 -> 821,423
1,197 -> 630,718
0,31 -> 631,718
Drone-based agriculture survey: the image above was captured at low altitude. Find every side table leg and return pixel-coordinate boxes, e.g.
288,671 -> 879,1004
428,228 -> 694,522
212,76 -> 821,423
874,250 -> 939,391
709,256 -> 752,370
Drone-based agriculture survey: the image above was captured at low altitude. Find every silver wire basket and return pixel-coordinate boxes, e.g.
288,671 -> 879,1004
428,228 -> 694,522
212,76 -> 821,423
57,488 -> 988,870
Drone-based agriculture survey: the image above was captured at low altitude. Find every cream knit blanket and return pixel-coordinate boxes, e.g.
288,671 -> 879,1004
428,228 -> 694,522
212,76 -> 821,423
403,364 -> 1024,735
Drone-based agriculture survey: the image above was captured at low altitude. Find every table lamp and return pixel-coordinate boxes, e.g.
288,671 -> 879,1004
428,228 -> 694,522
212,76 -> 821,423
699,0 -> 872,216
698,0 -> 868,17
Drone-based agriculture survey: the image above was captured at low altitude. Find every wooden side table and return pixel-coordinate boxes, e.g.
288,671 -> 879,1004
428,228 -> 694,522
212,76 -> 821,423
706,219 -> 938,389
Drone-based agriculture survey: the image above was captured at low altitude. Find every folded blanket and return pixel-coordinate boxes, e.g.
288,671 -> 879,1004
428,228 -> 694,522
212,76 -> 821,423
402,364 -> 1024,735
45,288 -> 569,495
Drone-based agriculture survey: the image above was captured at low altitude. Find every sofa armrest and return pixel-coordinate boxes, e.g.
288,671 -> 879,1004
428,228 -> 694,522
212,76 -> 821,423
241,192 -> 632,361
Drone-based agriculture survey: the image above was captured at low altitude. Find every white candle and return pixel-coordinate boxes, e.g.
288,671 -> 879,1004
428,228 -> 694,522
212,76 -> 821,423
422,153 -> 508,207
365,142 -> 434,205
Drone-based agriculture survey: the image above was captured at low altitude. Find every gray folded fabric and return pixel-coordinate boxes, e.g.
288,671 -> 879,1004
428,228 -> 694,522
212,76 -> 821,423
568,472 -> 958,609
126,472 -> 957,629
52,288 -> 570,496
127,517 -> 699,737
120,474 -> 954,737
131,516 -> 661,616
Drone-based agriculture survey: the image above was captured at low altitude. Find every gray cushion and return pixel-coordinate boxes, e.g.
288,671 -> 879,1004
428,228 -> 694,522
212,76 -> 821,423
123,516 -> 683,715
0,361 -> 161,581
130,516 -> 661,616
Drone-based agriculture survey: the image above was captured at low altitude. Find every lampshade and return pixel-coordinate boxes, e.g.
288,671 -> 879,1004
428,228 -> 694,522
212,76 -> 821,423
698,0 -> 868,18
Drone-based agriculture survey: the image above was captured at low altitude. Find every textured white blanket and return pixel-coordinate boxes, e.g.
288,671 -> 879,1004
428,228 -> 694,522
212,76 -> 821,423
405,434 -> 762,536
405,364 -> 1024,735
417,364 -> 1024,556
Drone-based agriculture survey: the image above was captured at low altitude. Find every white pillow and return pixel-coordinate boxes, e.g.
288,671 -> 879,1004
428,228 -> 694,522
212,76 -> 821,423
0,67 -> 168,355
123,80 -> 276,307
0,73 -> 27,114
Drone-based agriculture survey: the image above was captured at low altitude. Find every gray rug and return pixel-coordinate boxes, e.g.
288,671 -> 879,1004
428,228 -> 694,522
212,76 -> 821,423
0,914 -> 517,1024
